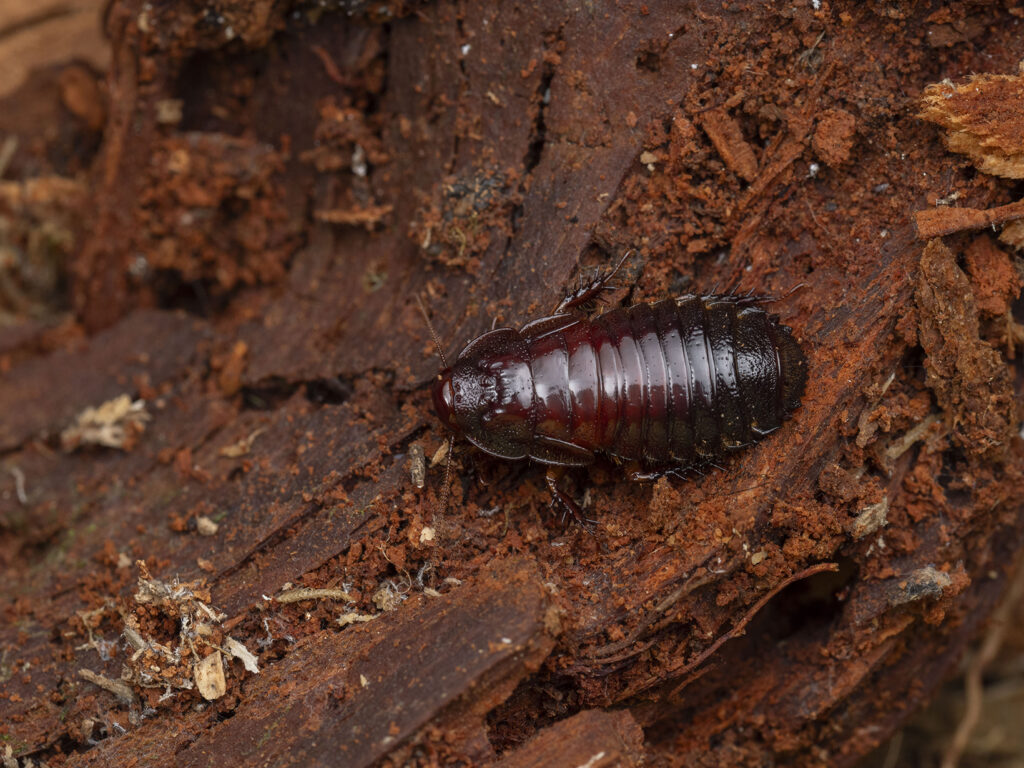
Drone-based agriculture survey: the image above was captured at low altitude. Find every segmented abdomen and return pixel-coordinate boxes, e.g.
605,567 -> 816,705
525,297 -> 806,467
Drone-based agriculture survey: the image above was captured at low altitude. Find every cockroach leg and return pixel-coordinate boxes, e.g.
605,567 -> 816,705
629,468 -> 666,482
545,466 -> 595,529
629,463 -> 716,482
629,466 -> 695,482
425,263 -> 807,528
554,250 -> 634,314
716,281 -> 807,307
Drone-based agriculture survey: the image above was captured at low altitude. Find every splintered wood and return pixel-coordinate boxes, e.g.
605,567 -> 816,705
60,393 -> 150,452
915,198 -> 1024,239
698,108 -> 759,182
915,240 -> 1017,460
491,710 -> 645,768
917,70 -> 1024,240
920,72 -> 1024,178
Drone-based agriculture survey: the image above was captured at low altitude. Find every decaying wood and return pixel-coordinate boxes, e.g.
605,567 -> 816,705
915,198 -> 1024,239
0,0 -> 109,100
492,710 -> 645,768
697,108 -> 759,182
920,72 -> 1024,179
1,2 -> 1023,767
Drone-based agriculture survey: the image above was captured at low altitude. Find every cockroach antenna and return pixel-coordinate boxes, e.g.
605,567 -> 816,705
416,293 -> 454,512
438,434 -> 455,515
415,294 -> 449,369
417,255 -> 807,527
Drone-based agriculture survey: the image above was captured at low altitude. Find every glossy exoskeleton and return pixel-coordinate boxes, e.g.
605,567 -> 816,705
429,256 -> 807,521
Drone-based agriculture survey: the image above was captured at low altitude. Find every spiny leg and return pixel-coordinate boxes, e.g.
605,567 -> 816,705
545,466 -> 595,529
628,461 -> 718,483
554,250 -> 634,314
629,467 -> 669,482
710,282 -> 808,307
629,466 -> 696,482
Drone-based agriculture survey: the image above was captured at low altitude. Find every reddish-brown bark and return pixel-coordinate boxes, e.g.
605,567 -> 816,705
1,2 -> 1023,766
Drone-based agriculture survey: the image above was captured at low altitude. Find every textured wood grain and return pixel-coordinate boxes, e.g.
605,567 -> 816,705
0,0 -> 108,99
1,2 -> 1023,767
73,557 -> 554,768
492,710 -> 645,768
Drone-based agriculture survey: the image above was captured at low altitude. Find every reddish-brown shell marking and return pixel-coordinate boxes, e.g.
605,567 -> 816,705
428,260 -> 807,519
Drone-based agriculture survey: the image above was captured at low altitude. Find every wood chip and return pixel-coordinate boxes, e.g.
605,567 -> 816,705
60,394 -> 150,452
915,198 -> 1024,239
78,669 -> 138,705
850,498 -> 889,540
0,3 -> 109,100
337,611 -> 377,627
276,587 -> 355,603
409,443 -> 426,488
921,73 -> 1024,178
224,637 -> 260,674
698,107 -> 758,182
194,651 -> 226,700
314,203 -> 394,230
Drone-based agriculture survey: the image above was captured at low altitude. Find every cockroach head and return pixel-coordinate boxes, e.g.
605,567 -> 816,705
428,329 -> 534,460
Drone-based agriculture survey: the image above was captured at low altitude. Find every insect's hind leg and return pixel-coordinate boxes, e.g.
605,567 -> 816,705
554,250 -> 634,314
628,459 -> 717,482
709,282 -> 807,307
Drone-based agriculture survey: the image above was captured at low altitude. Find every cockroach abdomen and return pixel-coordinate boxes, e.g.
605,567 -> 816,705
425,258 -> 807,523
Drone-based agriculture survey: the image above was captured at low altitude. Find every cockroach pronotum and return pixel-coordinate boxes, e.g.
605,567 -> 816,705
420,254 -> 807,523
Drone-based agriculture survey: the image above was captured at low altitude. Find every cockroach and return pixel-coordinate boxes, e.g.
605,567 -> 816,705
421,254 -> 807,522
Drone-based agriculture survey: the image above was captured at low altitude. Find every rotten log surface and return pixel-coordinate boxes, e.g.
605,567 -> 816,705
2,2 -> 1024,767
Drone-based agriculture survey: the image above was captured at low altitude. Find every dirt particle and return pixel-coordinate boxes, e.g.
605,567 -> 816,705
812,108 -> 856,167
884,565 -> 953,607
963,236 -> 1023,318
196,516 -> 219,536
155,99 -> 184,125
211,340 -> 248,397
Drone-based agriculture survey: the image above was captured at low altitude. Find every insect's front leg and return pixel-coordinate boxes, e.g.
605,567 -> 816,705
553,250 -> 635,314
545,466 -> 595,529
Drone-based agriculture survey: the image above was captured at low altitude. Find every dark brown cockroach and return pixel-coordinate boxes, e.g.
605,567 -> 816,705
424,255 -> 807,522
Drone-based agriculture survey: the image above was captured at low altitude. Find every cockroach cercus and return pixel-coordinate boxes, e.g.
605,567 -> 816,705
421,253 -> 807,524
